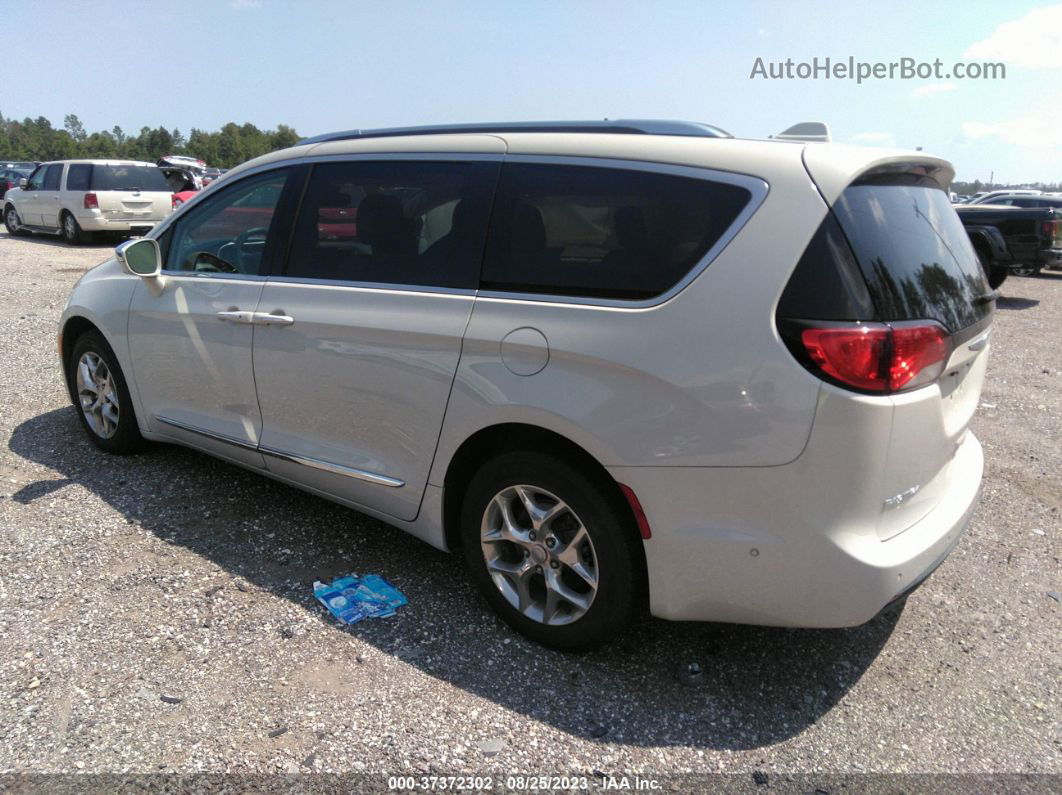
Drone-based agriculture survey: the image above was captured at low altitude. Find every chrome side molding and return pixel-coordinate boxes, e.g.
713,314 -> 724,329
258,446 -> 404,488
155,415 -> 259,451
154,415 -> 403,488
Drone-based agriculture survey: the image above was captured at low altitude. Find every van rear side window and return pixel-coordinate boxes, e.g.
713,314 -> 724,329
833,175 -> 991,332
481,163 -> 752,300
89,165 -> 170,192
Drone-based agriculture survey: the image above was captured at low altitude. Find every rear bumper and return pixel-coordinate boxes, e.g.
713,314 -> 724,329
75,211 -> 162,233
1041,248 -> 1062,269
609,431 -> 983,627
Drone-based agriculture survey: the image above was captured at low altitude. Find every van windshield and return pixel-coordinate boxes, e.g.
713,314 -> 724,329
90,165 -> 171,192
833,175 -> 991,332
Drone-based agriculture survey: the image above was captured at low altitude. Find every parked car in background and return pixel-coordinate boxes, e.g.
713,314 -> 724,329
58,121 -> 992,650
4,160 -> 174,243
975,193 -> 1062,210
0,166 -> 32,200
2,161 -> 40,171
956,203 -> 1062,277
967,189 -> 1041,205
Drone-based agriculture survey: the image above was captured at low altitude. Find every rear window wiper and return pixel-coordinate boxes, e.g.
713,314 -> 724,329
973,289 -> 1000,306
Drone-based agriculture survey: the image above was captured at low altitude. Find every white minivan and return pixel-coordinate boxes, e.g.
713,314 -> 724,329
57,121 -> 993,649
4,159 -> 173,243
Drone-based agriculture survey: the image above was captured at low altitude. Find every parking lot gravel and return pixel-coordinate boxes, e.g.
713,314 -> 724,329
0,232 -> 1058,786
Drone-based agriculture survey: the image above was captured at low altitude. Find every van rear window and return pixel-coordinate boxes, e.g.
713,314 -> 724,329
832,175 -> 991,332
90,165 -> 171,192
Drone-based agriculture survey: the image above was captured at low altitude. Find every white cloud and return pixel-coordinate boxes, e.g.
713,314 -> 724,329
964,4 -> 1062,69
851,131 -> 896,147
962,94 -> 1062,149
912,82 -> 956,97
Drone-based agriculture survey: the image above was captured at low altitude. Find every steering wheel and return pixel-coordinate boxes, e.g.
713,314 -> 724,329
191,251 -> 238,274
234,227 -> 269,271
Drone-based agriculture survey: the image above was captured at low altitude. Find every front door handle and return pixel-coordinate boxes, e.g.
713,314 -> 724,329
252,311 -> 295,326
216,310 -> 254,323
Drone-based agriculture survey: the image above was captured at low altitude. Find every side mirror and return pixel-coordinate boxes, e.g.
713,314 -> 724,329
18,178 -> 27,189
116,238 -> 162,278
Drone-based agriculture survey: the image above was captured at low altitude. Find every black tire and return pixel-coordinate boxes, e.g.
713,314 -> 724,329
67,331 -> 145,454
61,211 -> 85,244
4,205 -> 29,236
1011,265 -> 1042,277
460,451 -> 644,651
974,242 -> 1008,290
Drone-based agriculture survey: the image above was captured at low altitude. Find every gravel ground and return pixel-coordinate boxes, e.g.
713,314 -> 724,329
0,232 -> 1058,786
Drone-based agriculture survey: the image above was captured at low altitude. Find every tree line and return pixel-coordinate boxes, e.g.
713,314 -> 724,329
0,113 -> 301,169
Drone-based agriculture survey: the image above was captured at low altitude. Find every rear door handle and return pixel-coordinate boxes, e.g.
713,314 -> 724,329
216,310 -> 254,323
252,311 -> 295,326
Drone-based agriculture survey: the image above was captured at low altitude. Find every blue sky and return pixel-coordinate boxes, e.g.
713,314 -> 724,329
4,0 -> 1060,183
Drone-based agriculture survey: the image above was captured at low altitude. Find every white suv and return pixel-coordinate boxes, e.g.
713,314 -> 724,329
57,121 -> 993,649
4,159 -> 173,243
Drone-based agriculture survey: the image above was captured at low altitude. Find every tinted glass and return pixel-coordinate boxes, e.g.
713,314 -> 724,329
25,167 -> 44,191
90,165 -> 170,192
167,169 -> 289,275
66,164 -> 92,191
833,176 -> 990,332
42,164 -> 62,190
481,163 -> 751,300
285,160 -> 498,288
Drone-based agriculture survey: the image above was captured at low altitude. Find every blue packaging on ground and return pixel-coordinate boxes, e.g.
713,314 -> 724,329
313,573 -> 409,625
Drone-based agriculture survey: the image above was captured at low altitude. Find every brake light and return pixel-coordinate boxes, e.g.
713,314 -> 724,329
800,321 -> 951,393
171,193 -> 178,209
1043,220 -> 1060,240
83,193 -> 98,210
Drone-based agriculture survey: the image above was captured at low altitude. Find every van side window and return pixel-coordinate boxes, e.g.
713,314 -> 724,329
284,160 -> 499,289
42,164 -> 63,191
480,163 -> 752,300
66,164 -> 92,191
167,169 -> 290,275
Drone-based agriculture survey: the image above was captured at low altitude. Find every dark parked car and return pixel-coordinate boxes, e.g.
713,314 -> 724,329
0,167 -> 32,201
957,204 -> 1062,279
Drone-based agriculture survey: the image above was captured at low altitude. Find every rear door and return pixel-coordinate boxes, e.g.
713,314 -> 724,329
38,163 -> 64,228
251,158 -> 500,520
91,163 -> 173,222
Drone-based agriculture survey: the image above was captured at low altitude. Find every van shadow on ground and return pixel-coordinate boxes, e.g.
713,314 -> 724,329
9,407 -> 903,750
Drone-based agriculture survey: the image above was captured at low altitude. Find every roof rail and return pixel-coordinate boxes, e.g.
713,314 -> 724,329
297,119 -> 733,146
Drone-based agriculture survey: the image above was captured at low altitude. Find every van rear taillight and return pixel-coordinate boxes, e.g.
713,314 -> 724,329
799,321 -> 951,394
1043,219 -> 1061,243
83,193 -> 98,210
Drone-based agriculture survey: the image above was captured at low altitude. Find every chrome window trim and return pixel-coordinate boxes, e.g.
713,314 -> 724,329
149,151 -> 768,309
265,275 -> 477,298
154,415 -> 404,488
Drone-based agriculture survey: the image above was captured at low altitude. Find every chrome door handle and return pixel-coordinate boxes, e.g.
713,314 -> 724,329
252,311 -> 295,326
216,310 -> 254,323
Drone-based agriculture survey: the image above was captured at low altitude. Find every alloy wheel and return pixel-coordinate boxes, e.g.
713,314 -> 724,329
64,214 -> 77,241
76,351 -> 119,439
480,484 -> 599,625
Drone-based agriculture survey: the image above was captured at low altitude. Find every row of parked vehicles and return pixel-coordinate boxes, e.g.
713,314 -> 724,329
1,157 -> 224,244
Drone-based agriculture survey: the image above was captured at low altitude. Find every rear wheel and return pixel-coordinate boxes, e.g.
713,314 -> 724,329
460,451 -> 643,651
4,205 -> 28,236
1011,265 -> 1042,277
61,211 -> 85,244
67,331 -> 145,454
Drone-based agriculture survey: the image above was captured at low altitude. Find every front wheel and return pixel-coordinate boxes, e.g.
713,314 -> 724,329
67,331 -> 145,454
4,205 -> 28,236
461,451 -> 644,651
